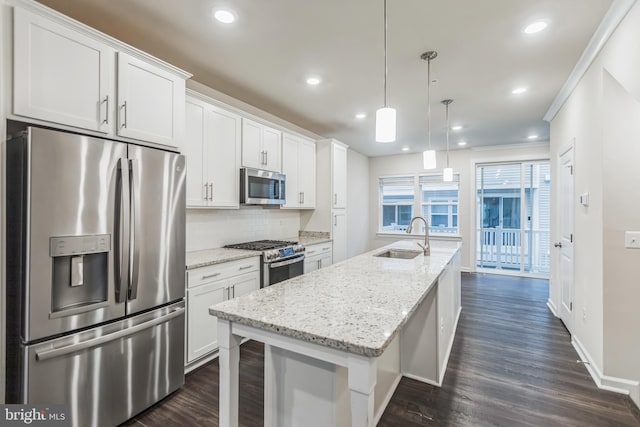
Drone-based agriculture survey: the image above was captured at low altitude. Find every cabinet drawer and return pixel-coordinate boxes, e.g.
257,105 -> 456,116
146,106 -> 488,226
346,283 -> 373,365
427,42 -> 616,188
187,257 -> 260,288
304,242 -> 333,258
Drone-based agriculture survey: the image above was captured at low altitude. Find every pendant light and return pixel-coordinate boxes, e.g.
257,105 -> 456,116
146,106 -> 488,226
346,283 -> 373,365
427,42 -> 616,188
375,0 -> 396,142
441,99 -> 454,182
421,51 -> 437,169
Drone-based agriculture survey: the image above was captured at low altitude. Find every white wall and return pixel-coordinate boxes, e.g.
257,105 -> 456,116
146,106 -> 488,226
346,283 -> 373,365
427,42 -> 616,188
186,207 -> 301,252
549,0 -> 640,407
347,149 -> 370,258
368,144 -> 550,270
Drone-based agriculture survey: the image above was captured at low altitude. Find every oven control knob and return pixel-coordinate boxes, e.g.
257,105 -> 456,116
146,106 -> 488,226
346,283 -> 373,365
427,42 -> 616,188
294,244 -> 305,253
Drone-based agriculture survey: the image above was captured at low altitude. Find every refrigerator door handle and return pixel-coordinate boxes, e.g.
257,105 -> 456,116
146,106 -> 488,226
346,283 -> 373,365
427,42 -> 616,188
35,306 -> 185,361
128,158 -> 141,300
115,157 -> 131,303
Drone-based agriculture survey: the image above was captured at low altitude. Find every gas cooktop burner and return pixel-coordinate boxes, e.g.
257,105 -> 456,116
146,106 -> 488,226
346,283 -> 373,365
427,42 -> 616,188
224,240 -> 298,251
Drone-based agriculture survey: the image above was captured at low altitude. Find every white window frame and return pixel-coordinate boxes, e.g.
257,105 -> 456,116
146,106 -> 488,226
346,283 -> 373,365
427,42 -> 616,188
420,174 -> 460,235
378,174 -> 461,237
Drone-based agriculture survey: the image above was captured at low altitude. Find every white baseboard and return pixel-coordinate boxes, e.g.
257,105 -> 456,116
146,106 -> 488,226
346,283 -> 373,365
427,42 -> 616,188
572,335 -> 640,406
461,266 -> 471,273
185,351 -> 218,374
546,299 -> 559,318
402,372 -> 441,387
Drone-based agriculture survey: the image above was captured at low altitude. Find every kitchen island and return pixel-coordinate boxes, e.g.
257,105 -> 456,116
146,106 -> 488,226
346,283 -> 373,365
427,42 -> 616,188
209,240 -> 462,427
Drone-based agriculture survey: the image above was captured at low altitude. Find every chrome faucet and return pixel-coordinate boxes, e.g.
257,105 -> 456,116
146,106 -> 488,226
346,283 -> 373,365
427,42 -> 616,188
406,216 -> 430,255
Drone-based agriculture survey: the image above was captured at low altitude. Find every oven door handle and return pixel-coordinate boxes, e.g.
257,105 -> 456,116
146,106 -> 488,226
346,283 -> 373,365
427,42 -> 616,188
269,255 -> 305,268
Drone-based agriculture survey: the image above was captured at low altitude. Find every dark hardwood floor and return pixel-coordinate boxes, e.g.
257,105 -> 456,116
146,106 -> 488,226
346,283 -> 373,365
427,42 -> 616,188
123,273 -> 640,426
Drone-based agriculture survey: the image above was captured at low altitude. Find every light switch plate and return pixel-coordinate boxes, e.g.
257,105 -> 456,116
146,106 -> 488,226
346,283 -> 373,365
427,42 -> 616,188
624,231 -> 640,249
579,192 -> 589,206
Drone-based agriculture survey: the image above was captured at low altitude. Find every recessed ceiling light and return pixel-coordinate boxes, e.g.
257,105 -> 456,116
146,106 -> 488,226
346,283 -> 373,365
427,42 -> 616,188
401,147 -> 410,151
306,76 -> 321,86
451,125 -> 463,131
528,134 -> 539,140
457,141 -> 467,146
213,9 -> 236,24
512,87 -> 527,95
523,21 -> 548,34
355,112 -> 367,119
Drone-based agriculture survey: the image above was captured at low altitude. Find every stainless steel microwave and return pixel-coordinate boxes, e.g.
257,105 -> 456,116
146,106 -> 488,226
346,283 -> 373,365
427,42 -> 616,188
240,168 -> 286,205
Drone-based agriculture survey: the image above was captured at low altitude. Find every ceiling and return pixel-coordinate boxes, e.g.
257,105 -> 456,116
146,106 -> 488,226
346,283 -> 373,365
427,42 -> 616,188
36,0 -> 612,157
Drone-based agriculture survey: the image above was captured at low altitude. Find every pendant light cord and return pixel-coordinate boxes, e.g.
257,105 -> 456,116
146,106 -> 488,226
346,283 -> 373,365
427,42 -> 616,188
445,102 -> 450,168
384,0 -> 388,107
427,58 -> 431,150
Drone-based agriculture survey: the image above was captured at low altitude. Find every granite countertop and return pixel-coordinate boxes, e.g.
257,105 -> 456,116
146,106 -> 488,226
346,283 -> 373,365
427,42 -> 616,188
186,248 -> 259,270
209,240 -> 461,357
297,236 -> 333,246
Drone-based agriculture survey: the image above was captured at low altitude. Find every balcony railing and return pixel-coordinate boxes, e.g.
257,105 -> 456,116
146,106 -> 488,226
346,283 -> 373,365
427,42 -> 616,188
477,227 -> 550,274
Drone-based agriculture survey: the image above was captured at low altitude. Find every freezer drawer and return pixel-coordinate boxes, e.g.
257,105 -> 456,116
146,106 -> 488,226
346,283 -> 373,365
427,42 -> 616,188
19,301 -> 185,427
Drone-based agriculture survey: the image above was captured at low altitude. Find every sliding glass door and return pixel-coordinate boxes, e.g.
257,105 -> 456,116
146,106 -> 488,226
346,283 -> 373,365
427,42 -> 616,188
476,162 -> 550,275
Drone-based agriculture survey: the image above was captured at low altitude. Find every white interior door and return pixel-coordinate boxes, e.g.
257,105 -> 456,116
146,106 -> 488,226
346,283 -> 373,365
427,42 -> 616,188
557,146 -> 574,331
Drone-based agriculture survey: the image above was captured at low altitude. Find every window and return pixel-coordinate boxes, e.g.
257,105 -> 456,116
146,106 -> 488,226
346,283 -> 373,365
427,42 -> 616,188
379,177 -> 414,231
420,174 -> 459,234
379,174 -> 460,235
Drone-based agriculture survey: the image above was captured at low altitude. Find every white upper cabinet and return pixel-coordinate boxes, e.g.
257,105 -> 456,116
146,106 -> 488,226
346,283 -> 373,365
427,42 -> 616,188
241,118 -> 282,172
298,140 -> 316,208
185,98 -> 207,207
185,92 -> 241,209
332,143 -> 348,209
11,4 -> 190,150
13,8 -> 114,134
117,52 -> 185,148
281,133 -> 315,209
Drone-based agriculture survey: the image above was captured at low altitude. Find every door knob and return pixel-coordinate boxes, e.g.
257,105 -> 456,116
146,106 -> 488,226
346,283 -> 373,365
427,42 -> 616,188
554,242 -> 563,248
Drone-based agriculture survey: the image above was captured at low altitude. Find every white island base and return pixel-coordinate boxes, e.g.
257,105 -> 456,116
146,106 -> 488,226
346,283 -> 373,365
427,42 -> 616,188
217,247 -> 461,427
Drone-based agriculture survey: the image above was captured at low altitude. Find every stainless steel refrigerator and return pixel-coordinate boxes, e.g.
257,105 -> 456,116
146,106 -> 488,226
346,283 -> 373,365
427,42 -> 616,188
5,126 -> 186,427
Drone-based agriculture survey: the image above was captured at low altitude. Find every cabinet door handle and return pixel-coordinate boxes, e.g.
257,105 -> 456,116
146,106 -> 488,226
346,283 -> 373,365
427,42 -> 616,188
209,183 -> 213,200
121,101 -> 127,128
203,183 -> 209,201
231,285 -> 235,298
202,272 -> 221,280
102,95 -> 109,124
317,260 -> 321,269
334,215 -> 337,226
334,193 -> 337,205
238,265 -> 253,270
301,192 -> 304,204
265,151 -> 268,166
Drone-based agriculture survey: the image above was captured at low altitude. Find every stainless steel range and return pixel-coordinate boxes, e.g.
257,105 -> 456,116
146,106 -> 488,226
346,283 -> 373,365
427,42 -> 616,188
224,240 -> 305,287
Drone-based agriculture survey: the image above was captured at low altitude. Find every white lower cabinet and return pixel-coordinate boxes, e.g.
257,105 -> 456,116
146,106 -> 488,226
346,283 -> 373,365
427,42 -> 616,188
304,242 -> 333,273
186,257 -> 260,365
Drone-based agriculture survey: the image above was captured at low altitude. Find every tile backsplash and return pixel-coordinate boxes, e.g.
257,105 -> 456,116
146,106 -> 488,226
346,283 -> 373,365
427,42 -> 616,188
186,207 -> 301,251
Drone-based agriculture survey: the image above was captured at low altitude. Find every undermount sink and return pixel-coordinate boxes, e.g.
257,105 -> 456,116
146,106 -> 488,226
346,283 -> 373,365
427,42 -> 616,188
374,249 -> 422,259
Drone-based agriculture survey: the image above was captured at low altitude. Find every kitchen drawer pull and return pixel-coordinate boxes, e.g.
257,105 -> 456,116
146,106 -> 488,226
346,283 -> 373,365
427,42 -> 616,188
322,247 -> 330,251
202,272 -> 221,279
238,265 -> 253,270
307,250 -> 317,255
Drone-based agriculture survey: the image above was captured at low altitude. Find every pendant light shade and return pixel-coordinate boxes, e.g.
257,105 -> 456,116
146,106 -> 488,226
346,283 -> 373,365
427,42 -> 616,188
443,167 -> 454,182
376,0 -> 396,143
376,107 -> 396,142
421,51 -> 438,169
441,98 -> 454,182
423,150 -> 436,169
